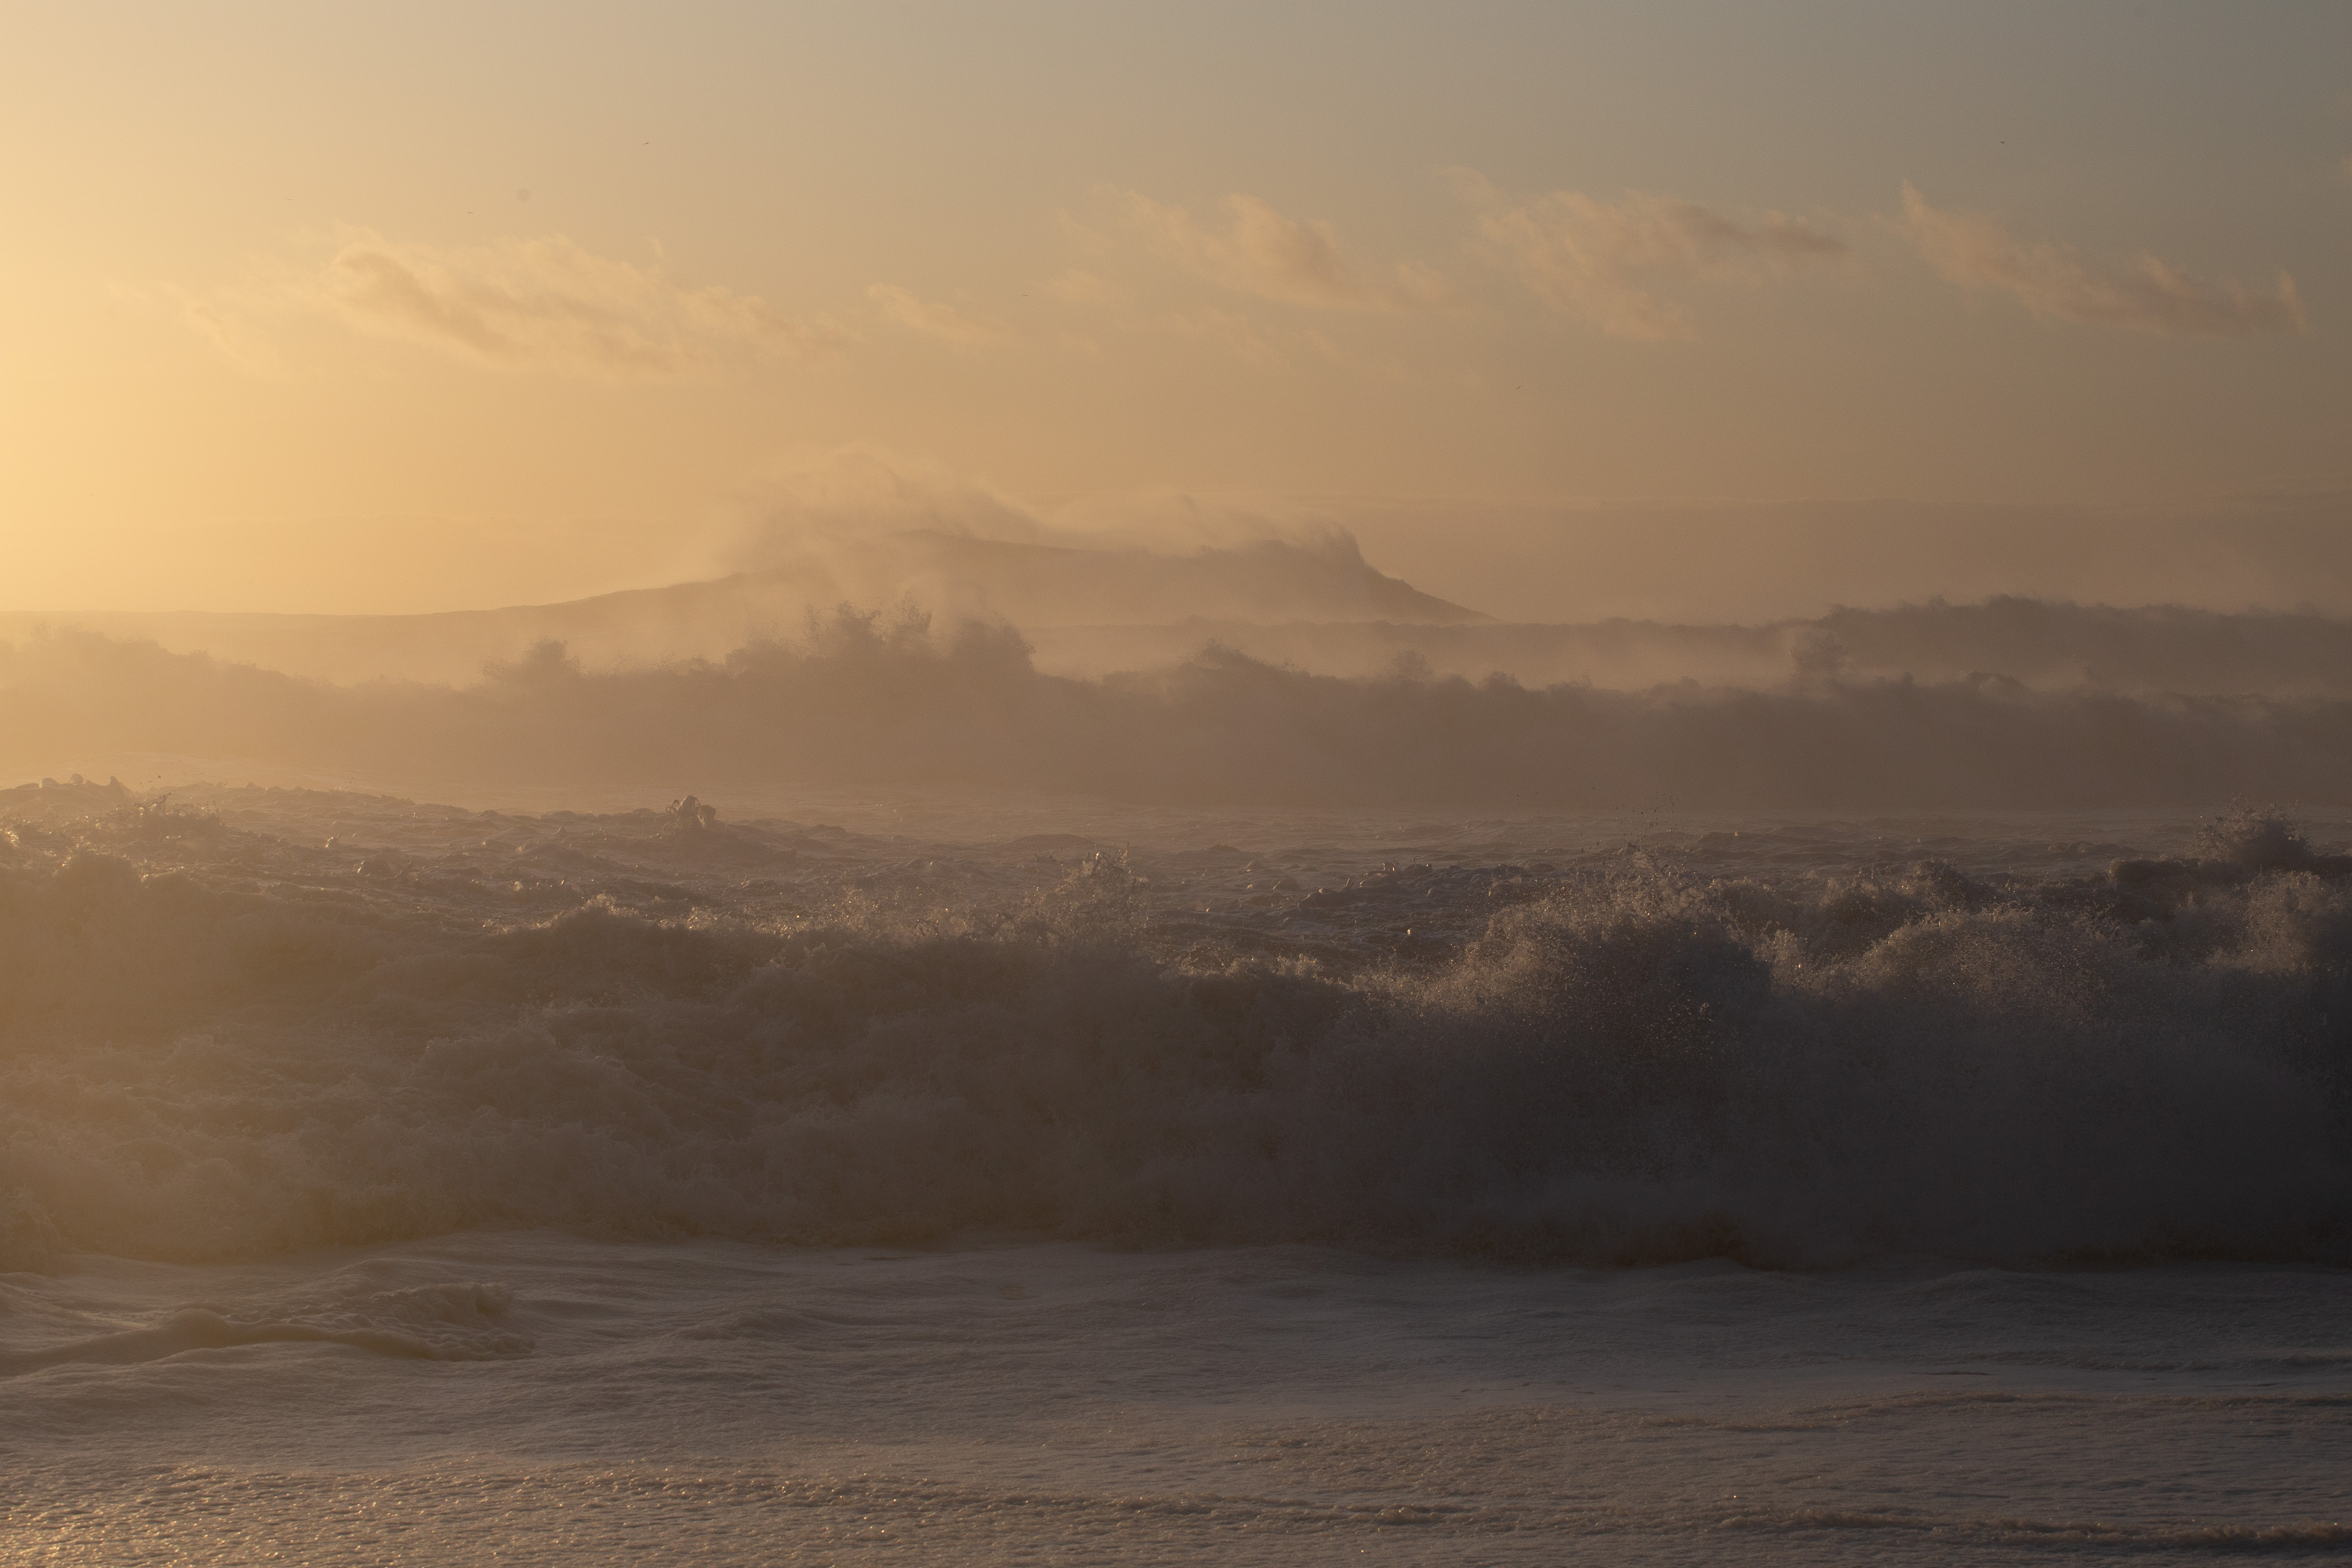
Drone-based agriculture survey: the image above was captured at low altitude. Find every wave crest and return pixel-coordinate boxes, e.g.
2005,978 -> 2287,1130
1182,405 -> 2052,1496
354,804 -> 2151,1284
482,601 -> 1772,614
3,814 -> 2347,1268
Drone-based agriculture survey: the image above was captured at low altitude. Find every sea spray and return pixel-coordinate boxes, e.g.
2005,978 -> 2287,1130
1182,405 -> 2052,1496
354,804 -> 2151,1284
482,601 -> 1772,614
3,797 -> 2346,1267
12,615 -> 2352,806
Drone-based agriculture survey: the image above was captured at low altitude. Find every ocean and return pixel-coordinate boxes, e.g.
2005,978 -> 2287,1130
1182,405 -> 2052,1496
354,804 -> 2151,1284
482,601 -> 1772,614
4,781 -> 2349,1562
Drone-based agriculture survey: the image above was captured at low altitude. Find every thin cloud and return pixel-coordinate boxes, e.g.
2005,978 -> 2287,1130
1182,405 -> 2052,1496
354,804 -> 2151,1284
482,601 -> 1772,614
1038,246 -> 1341,370
1458,172 -> 1845,339
1145,304 -> 1290,368
1119,192 -> 1452,310
1900,184 -> 2305,337
300,229 -> 846,374
157,285 -> 291,375
868,284 -> 1007,348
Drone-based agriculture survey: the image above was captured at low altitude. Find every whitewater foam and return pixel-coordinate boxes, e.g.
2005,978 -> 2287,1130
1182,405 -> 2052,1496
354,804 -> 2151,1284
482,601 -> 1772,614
2,789 -> 2345,1270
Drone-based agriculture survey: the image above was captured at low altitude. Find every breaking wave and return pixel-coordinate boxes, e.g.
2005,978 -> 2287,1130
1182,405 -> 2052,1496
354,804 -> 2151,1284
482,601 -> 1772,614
3,805 -> 2346,1269
8,612 -> 2352,807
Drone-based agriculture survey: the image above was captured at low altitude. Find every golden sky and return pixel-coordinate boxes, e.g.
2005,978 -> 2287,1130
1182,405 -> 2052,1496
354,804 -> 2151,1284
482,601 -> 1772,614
4,2 -> 2347,612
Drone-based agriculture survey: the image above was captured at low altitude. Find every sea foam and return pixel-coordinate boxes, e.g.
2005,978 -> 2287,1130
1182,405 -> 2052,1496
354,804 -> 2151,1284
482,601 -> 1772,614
3,797 -> 2346,1269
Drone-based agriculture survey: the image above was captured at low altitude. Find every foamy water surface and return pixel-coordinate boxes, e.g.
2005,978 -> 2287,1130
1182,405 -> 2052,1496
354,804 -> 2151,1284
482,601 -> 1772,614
4,781 -> 2349,1562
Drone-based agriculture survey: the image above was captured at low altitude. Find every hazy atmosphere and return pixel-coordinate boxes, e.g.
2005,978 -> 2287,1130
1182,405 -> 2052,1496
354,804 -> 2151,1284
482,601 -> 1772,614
7,3 -> 2349,616
7,4 -> 2352,1563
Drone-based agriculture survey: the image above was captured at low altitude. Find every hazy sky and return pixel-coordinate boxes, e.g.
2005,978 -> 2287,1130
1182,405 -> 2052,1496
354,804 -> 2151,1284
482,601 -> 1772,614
6,1 -> 2348,612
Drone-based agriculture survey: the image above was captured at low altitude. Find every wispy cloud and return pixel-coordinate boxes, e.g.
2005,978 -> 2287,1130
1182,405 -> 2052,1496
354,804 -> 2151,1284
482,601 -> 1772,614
867,284 -> 1007,348
1038,241 -> 1348,371
1457,172 -> 1844,339
160,285 -> 291,374
214,229 -> 848,375
1899,184 -> 2305,338
1119,192 -> 1452,310
1139,304 -> 1290,367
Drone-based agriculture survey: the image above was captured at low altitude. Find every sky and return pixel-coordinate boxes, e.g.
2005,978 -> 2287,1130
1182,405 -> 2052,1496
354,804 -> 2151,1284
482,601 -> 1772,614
4,1 -> 2348,613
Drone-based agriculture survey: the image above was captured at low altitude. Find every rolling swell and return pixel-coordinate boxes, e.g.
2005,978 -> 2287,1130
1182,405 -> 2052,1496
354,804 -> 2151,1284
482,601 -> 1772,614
3,812 -> 2347,1270
10,615 -> 2352,806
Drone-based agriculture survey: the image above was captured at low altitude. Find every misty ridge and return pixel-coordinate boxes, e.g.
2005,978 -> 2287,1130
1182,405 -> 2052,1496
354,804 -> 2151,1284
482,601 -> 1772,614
9,482 -> 2352,807
9,602 -> 2352,809
1028,597 -> 2352,697
0,522 -> 1485,689
13,476 -> 2352,694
